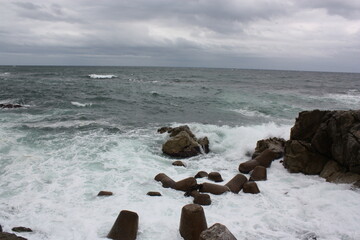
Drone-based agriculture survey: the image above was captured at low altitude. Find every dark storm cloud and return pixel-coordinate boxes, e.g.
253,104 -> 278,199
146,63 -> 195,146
0,0 -> 360,72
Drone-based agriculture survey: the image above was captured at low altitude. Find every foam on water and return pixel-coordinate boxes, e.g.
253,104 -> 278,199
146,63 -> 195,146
1,122 -> 360,239
71,101 -> 93,107
88,74 -> 117,79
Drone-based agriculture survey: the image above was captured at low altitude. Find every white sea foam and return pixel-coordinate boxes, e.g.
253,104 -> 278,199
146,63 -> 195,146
71,101 -> 92,107
232,108 -> 269,118
1,123 -> 360,239
88,74 -> 117,79
314,89 -> 360,105
0,72 -> 10,77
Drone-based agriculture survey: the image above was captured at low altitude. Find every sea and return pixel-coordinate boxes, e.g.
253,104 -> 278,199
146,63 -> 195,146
1,66 -> 360,240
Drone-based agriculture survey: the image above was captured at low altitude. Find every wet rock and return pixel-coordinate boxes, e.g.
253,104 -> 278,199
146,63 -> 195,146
252,137 -> 286,159
147,191 -> 161,196
174,177 -> 198,192
198,137 -> 210,154
243,182 -> 260,194
107,210 -> 139,240
11,227 -> 32,233
0,224 -> 2,232
193,193 -> 212,206
283,140 -> 329,175
0,104 -> 23,109
179,204 -> 208,240
157,127 -> 173,134
169,125 -> 196,138
199,183 -> 230,195
326,171 -> 360,184
249,166 -> 267,181
0,232 -> 27,240
195,171 -> 208,178
97,191 -> 113,196
172,160 -> 186,167
199,223 -> 237,240
320,160 -> 346,180
208,172 -> 223,182
154,173 -> 176,188
239,149 -> 278,174
225,174 -> 248,194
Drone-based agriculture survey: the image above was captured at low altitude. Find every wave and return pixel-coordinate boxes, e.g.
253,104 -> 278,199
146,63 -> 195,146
232,108 -> 270,118
0,72 -> 10,77
88,74 -> 117,79
71,101 -> 92,107
324,90 -> 360,105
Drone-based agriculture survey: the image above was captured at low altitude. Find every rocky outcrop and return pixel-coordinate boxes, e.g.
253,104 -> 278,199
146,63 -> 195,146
179,204 -> 208,240
284,110 -> 360,184
199,223 -> 237,240
107,210 -> 139,240
0,232 -> 27,240
159,125 -> 210,158
252,137 -> 285,159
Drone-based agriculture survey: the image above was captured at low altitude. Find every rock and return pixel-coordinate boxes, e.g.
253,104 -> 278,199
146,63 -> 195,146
157,127 -> 173,134
239,149 -> 278,174
0,224 -> 2,232
283,140 -> 329,175
199,183 -> 230,195
0,104 -> 23,109
179,204 -> 208,240
11,227 -> 32,233
172,161 -> 186,167
97,191 -> 113,196
199,223 -> 237,240
195,171 -> 208,178
225,174 -> 248,194
243,182 -> 260,194
193,193 -> 212,206
252,137 -> 286,159
147,191 -> 161,196
174,177 -> 198,192
320,160 -> 346,180
249,166 -> 267,181
107,210 -> 139,240
0,232 -> 27,240
326,171 -> 360,184
161,125 -> 210,158
354,180 -> 360,188
208,172 -> 223,182
154,173 -> 176,188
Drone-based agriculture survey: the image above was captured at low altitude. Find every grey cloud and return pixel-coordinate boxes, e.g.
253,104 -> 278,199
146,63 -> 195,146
298,0 -> 360,19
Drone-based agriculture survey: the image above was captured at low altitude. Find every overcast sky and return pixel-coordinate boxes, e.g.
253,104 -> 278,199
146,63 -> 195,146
0,0 -> 359,72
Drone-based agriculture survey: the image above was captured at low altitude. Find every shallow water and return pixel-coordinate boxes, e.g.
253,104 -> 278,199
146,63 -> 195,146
1,66 -> 360,239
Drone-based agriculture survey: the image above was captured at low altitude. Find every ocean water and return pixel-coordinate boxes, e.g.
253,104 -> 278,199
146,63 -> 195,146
0,66 -> 360,240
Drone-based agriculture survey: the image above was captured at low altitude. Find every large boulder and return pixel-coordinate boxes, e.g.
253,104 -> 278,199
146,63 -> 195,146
252,137 -> 286,159
160,125 -> 210,158
283,140 -> 329,175
179,204 -> 208,240
199,223 -> 237,240
107,210 -> 139,240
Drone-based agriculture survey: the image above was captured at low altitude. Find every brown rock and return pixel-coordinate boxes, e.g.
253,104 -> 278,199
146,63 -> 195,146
326,171 -> 360,184
162,131 -> 201,158
250,166 -> 267,181
252,137 -> 286,159
208,172 -> 223,182
225,174 -> 248,194
283,140 -> 329,175
193,194 -> 212,206
107,210 -> 139,240
97,191 -> 113,196
320,160 -> 346,180
243,182 -> 260,194
198,137 -> 210,154
11,227 -> 32,233
0,232 -> 27,240
199,223 -> 237,240
195,171 -> 208,178
174,177 -> 198,192
157,127 -> 173,134
239,149 -> 278,174
154,173 -> 176,188
147,191 -> 161,196
238,159 -> 259,174
169,125 -> 195,138
199,183 -> 230,195
179,204 -> 208,240
172,161 -> 186,167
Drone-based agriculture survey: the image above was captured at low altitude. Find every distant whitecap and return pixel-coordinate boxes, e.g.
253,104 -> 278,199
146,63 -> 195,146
71,101 -> 92,107
88,74 -> 117,79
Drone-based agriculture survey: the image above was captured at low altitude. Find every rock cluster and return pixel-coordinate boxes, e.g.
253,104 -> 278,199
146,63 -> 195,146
159,125 -> 210,158
283,110 -> 360,185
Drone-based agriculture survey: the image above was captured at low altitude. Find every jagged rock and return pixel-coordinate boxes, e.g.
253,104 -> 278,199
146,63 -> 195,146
174,177 -> 198,192
225,174 -> 248,194
0,104 -> 23,109
326,171 -> 360,184
283,140 -> 329,175
154,173 -> 176,188
249,166 -> 267,181
107,210 -> 139,240
172,161 -> 186,167
320,160 -> 346,180
195,171 -> 208,178
208,172 -> 223,182
11,227 -> 32,233
179,204 -> 208,240
147,191 -> 162,196
199,183 -> 230,195
161,125 -> 210,158
252,137 -> 286,159
199,223 -> 237,240
157,127 -> 173,134
0,232 -> 27,240
243,182 -> 260,194
97,191 -> 113,196
239,149 -> 278,174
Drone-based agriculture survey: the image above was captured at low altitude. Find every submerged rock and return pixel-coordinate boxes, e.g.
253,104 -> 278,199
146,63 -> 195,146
11,227 -> 32,233
0,104 -> 23,109
172,160 -> 186,167
97,191 -> 113,196
199,223 -> 237,240
147,191 -> 162,196
179,204 -> 208,240
107,210 -> 139,240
